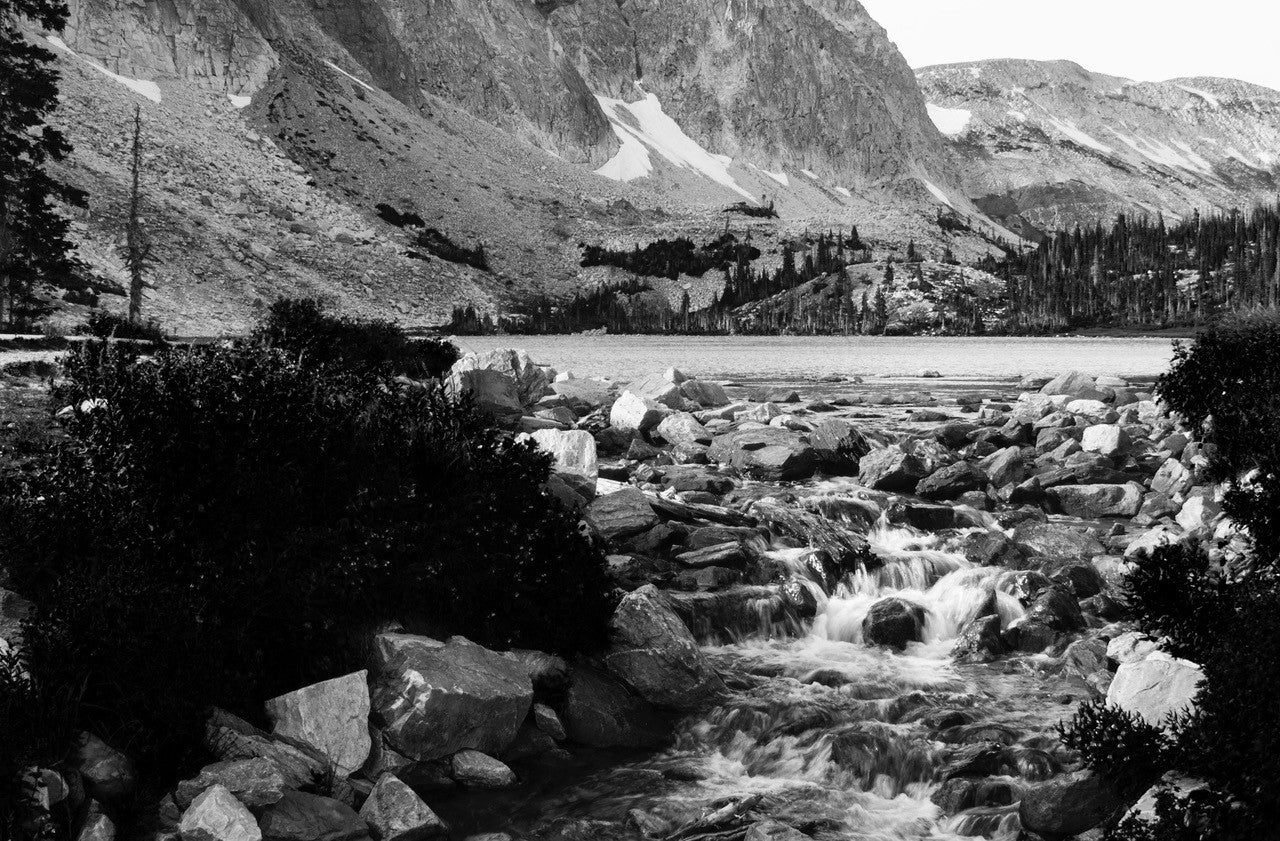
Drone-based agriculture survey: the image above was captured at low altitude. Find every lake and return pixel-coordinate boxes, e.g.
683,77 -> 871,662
451,335 -> 1180,387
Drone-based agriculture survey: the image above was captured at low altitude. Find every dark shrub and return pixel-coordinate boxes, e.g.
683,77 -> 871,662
0,341 -> 612,788
254,297 -> 458,378
74,310 -> 166,342
1157,311 -> 1280,557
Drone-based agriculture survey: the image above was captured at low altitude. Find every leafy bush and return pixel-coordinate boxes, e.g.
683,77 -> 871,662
1157,311 -> 1280,557
1058,699 -> 1170,781
74,310 -> 166,342
0,340 -> 612,788
254,297 -> 458,378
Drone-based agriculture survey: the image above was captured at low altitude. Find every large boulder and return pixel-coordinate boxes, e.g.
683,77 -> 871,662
1041,371 -> 1110,401
371,635 -> 533,762
176,759 -> 287,811
609,391 -> 666,433
451,349 -> 550,408
530,429 -> 599,487
1019,771 -> 1132,840
1176,492 -> 1222,533
916,461 -> 989,501
1013,522 -> 1105,564
560,667 -> 669,748
857,447 -> 927,492
264,672 -> 371,777
585,487 -> 659,541
655,413 -> 712,447
984,447 -> 1026,488
445,369 -> 523,425
179,784 -> 261,841
255,790 -> 367,841
808,418 -> 871,475
1107,655 -> 1203,728
679,379 -> 729,408
605,585 -> 725,710
358,774 -> 446,840
626,371 -> 685,409
1047,483 -> 1144,519
861,597 -> 925,649
1081,424 -> 1130,456
708,427 -> 816,482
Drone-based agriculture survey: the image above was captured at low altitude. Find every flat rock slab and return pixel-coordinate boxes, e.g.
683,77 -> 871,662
265,671 -> 371,777
1107,655 -> 1203,728
585,487 -> 660,540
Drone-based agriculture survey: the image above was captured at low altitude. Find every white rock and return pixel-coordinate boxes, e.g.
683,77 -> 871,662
1106,631 -> 1159,665
1065,399 -> 1117,423
264,671 -> 371,777
609,391 -> 666,433
1081,424 -> 1130,456
179,785 -> 261,841
655,413 -> 711,446
1107,656 -> 1203,728
1176,493 -> 1222,533
529,429 -> 598,482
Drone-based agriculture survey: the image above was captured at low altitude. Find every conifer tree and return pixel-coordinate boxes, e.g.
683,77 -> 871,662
0,0 -> 85,327
122,105 -> 153,324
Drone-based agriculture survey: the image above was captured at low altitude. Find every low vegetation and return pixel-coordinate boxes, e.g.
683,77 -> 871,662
0,303 -> 613,813
1059,312 -> 1280,839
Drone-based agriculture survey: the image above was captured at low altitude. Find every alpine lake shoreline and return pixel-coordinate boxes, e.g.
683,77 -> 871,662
0,348 -> 1220,841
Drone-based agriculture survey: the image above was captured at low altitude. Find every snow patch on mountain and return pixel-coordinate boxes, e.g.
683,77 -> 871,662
1176,84 -> 1221,108
1046,116 -> 1112,154
323,60 -> 377,94
46,36 -> 161,103
927,103 -> 972,137
594,93 -> 754,200
923,180 -> 955,208
228,94 -> 252,109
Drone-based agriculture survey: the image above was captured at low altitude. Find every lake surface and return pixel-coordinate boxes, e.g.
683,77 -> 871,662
452,335 -> 1180,386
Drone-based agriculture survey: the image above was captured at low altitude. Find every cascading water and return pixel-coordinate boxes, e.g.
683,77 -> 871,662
498,503 -> 1086,840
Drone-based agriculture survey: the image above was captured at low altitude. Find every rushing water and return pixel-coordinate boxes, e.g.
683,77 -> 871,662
452,335 -> 1178,385
439,496 -> 1095,840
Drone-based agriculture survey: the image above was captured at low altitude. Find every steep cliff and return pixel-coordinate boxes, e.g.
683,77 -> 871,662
918,59 -> 1280,235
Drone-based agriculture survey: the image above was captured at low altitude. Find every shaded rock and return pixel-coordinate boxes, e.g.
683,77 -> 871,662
916,461 -> 988,501
961,532 -> 1026,568
450,750 -> 516,788
984,447 -> 1026,488
1107,656 -> 1203,728
862,597 -> 925,649
744,821 -> 809,841
952,615 -> 1005,663
265,672 -> 371,777
1063,638 -> 1108,679
551,378 -> 614,413
708,427 -> 816,481
1047,483 -> 1143,519
605,585 -> 725,710
451,349 -> 550,408
176,759 -> 286,811
371,636 -> 533,761
1028,584 -> 1085,632
902,503 -> 955,531
809,418 -> 871,474
358,774 -> 446,840
74,733 -> 136,805
256,790 -> 367,841
680,380 -> 729,408
675,542 -> 747,569
1013,522 -> 1105,563
204,709 -> 330,791
748,387 -> 800,403
179,784 -> 260,841
857,447 -> 927,491
1041,371 -> 1109,401
996,570 -> 1052,604
445,369 -> 522,425
1019,771 -> 1132,840
1048,561 -> 1104,598
585,487 -> 659,540
561,667 -> 669,748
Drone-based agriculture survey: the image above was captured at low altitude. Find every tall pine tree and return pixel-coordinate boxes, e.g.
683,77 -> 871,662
0,0 -> 84,327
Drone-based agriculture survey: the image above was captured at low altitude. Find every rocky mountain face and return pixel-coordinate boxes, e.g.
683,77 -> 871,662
31,0 -> 1002,332
918,59 -> 1280,237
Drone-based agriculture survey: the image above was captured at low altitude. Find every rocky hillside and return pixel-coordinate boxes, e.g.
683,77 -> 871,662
918,59 -> 1280,237
27,0 -> 1008,333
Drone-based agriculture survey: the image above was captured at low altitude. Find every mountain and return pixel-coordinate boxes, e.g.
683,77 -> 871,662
26,0 -> 1008,333
917,59 -> 1280,238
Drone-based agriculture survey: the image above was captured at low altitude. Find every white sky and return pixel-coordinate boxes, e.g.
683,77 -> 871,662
859,0 -> 1280,91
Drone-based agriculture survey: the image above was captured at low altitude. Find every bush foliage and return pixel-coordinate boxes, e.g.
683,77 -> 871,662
74,310 -> 166,342
0,333 -> 612,790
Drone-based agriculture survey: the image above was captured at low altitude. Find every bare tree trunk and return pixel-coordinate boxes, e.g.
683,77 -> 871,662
125,106 -> 148,323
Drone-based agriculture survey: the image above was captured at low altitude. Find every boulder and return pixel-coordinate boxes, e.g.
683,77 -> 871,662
857,448 -> 927,492
450,349 -> 550,408
1151,458 -> 1194,498
74,733 -> 136,805
952,615 -> 1004,663
1019,771 -> 1132,840
585,487 -> 660,540
1013,522 -> 1105,564
1063,638 -> 1108,679
679,380 -> 729,407
264,672 -> 371,777
530,429 -> 599,487
626,372 -> 685,409
1028,584 -> 1085,632
984,447 -> 1026,488
605,585 -> 725,709
1047,483 -> 1144,519
203,709 -> 330,791
358,774 -> 446,840
1065,399 -> 1117,424
1176,493 -> 1222,532
862,597 -> 925,649
808,418 -> 871,475
445,369 -> 523,425
560,667 -> 669,748
1107,632 -> 1159,665
708,428 -> 816,482
179,785 -> 261,841
551,378 -> 614,413
609,391 -> 666,433
916,461 -> 989,501
1041,371 -> 1110,401
655,413 -> 712,447
256,790 -> 367,841
1107,656 -> 1203,728
450,750 -> 516,788
371,636 -> 533,761
1081,424 -> 1130,456
176,759 -> 287,810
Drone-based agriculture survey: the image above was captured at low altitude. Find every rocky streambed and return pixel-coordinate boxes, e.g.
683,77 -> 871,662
20,352 -> 1228,841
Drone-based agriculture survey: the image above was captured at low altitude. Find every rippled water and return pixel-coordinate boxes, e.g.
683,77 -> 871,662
452,335 -> 1178,385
